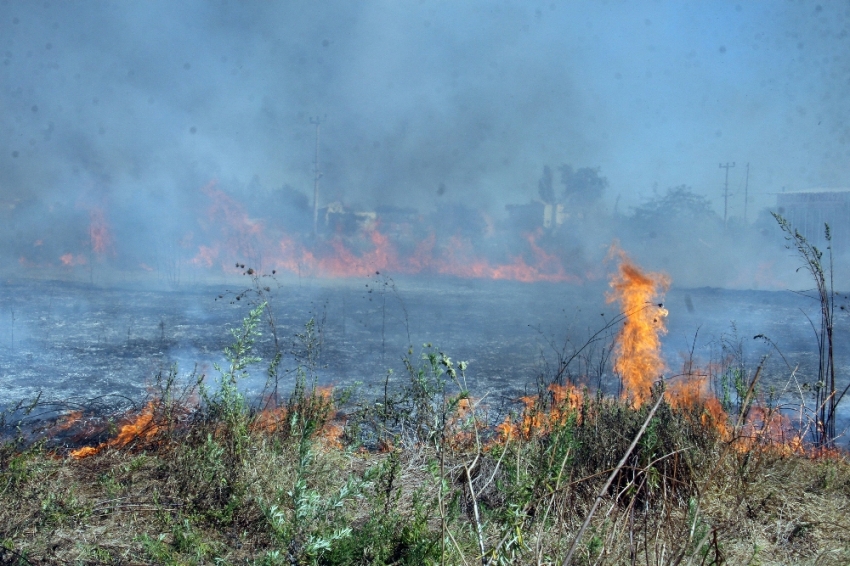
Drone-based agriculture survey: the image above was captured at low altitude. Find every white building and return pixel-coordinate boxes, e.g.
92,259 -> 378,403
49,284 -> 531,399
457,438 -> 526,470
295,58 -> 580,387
776,188 -> 850,254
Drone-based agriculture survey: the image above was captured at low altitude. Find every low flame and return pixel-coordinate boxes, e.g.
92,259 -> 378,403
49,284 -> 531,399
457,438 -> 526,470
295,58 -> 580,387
188,182 -> 584,283
250,385 -> 344,447
29,181 -> 590,283
60,253 -> 87,267
607,249 -> 670,406
51,410 -> 84,434
45,232 -> 823,458
665,374 -> 729,437
70,401 -> 158,459
736,405 -> 802,453
496,383 -> 584,442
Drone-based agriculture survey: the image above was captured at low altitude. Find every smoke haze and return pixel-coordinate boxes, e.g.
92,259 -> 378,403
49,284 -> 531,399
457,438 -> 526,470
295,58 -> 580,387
2,1 -> 849,287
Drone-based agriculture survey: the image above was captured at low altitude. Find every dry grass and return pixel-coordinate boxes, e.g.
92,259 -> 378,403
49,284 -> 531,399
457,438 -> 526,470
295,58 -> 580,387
2,306 -> 849,565
2,388 -> 849,565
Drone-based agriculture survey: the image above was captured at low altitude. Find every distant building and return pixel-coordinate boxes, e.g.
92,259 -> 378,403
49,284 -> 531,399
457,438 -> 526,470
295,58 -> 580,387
320,201 -> 377,235
375,205 -> 419,226
776,188 -> 850,254
505,201 -> 566,231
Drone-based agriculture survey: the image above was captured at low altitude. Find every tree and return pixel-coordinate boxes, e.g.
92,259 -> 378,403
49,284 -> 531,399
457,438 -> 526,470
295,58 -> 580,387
538,165 -> 555,204
559,165 -> 607,206
631,185 -> 718,226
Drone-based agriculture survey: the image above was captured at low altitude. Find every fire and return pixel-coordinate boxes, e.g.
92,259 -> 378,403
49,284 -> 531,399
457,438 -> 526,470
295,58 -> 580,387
665,374 -> 729,437
70,401 -> 158,459
89,207 -> 114,257
250,385 -> 345,447
51,410 -> 84,434
733,405 -> 806,455
444,396 -> 490,450
430,232 -> 579,283
60,253 -> 87,266
191,244 -> 220,268
186,183 -> 585,283
313,231 -> 401,278
607,250 -> 670,406
496,383 -> 584,442
194,183 -> 264,272
251,403 -> 285,433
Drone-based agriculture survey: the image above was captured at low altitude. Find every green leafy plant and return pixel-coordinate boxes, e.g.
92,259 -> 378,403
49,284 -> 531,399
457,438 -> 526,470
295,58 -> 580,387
201,302 -> 265,453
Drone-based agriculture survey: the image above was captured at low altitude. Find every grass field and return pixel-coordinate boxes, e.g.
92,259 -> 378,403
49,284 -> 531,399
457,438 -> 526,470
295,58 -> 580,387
3,248 -> 850,565
1,313 -> 849,565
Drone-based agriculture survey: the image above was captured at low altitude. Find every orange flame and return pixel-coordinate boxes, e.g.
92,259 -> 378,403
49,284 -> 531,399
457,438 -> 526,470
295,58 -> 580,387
665,374 -> 729,438
60,253 -> 87,267
444,396 -> 490,450
70,402 -> 158,459
187,183 -> 584,283
495,383 -> 584,442
191,183 -> 263,272
267,227 -> 579,282
51,410 -> 84,434
607,250 -> 670,407
250,386 -> 344,447
733,405 -> 805,455
191,244 -> 220,268
89,207 -> 114,257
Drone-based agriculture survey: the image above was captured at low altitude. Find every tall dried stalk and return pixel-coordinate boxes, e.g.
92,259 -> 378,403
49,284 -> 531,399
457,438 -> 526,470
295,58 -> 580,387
772,213 -> 841,447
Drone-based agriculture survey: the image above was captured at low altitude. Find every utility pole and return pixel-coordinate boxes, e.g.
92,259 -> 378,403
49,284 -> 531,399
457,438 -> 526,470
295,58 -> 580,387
719,162 -> 735,229
310,116 -> 324,236
743,162 -> 750,224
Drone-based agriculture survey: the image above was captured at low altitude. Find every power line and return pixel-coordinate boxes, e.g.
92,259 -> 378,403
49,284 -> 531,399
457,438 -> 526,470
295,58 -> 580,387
743,162 -> 750,224
310,116 -> 324,236
719,162 -> 735,229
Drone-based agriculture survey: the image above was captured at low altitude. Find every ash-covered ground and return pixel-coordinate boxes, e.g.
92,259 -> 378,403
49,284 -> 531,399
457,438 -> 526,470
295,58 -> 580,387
0,276 -> 847,430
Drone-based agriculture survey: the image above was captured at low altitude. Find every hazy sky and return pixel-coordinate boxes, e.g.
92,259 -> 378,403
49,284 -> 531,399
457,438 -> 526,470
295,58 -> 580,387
2,0 -> 849,218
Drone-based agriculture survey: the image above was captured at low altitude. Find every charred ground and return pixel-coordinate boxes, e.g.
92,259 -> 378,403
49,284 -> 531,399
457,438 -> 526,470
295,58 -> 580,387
1,263 -> 850,564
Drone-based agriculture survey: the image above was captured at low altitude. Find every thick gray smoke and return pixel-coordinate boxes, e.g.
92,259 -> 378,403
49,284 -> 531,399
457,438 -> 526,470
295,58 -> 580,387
1,1 -> 848,288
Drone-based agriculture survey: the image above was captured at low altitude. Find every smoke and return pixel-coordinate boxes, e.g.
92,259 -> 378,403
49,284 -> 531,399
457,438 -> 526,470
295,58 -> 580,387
1,1 -> 848,287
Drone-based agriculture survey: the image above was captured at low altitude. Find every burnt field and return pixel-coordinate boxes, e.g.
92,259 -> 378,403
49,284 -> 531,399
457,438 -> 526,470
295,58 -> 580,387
0,275 -> 847,434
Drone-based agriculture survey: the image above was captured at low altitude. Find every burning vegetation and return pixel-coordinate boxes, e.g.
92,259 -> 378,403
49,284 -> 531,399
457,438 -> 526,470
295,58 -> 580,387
3,160 -> 801,292
68,401 -> 158,459
185,182 -> 585,283
606,247 -> 671,407
0,255 -> 848,565
9,177 -> 599,285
